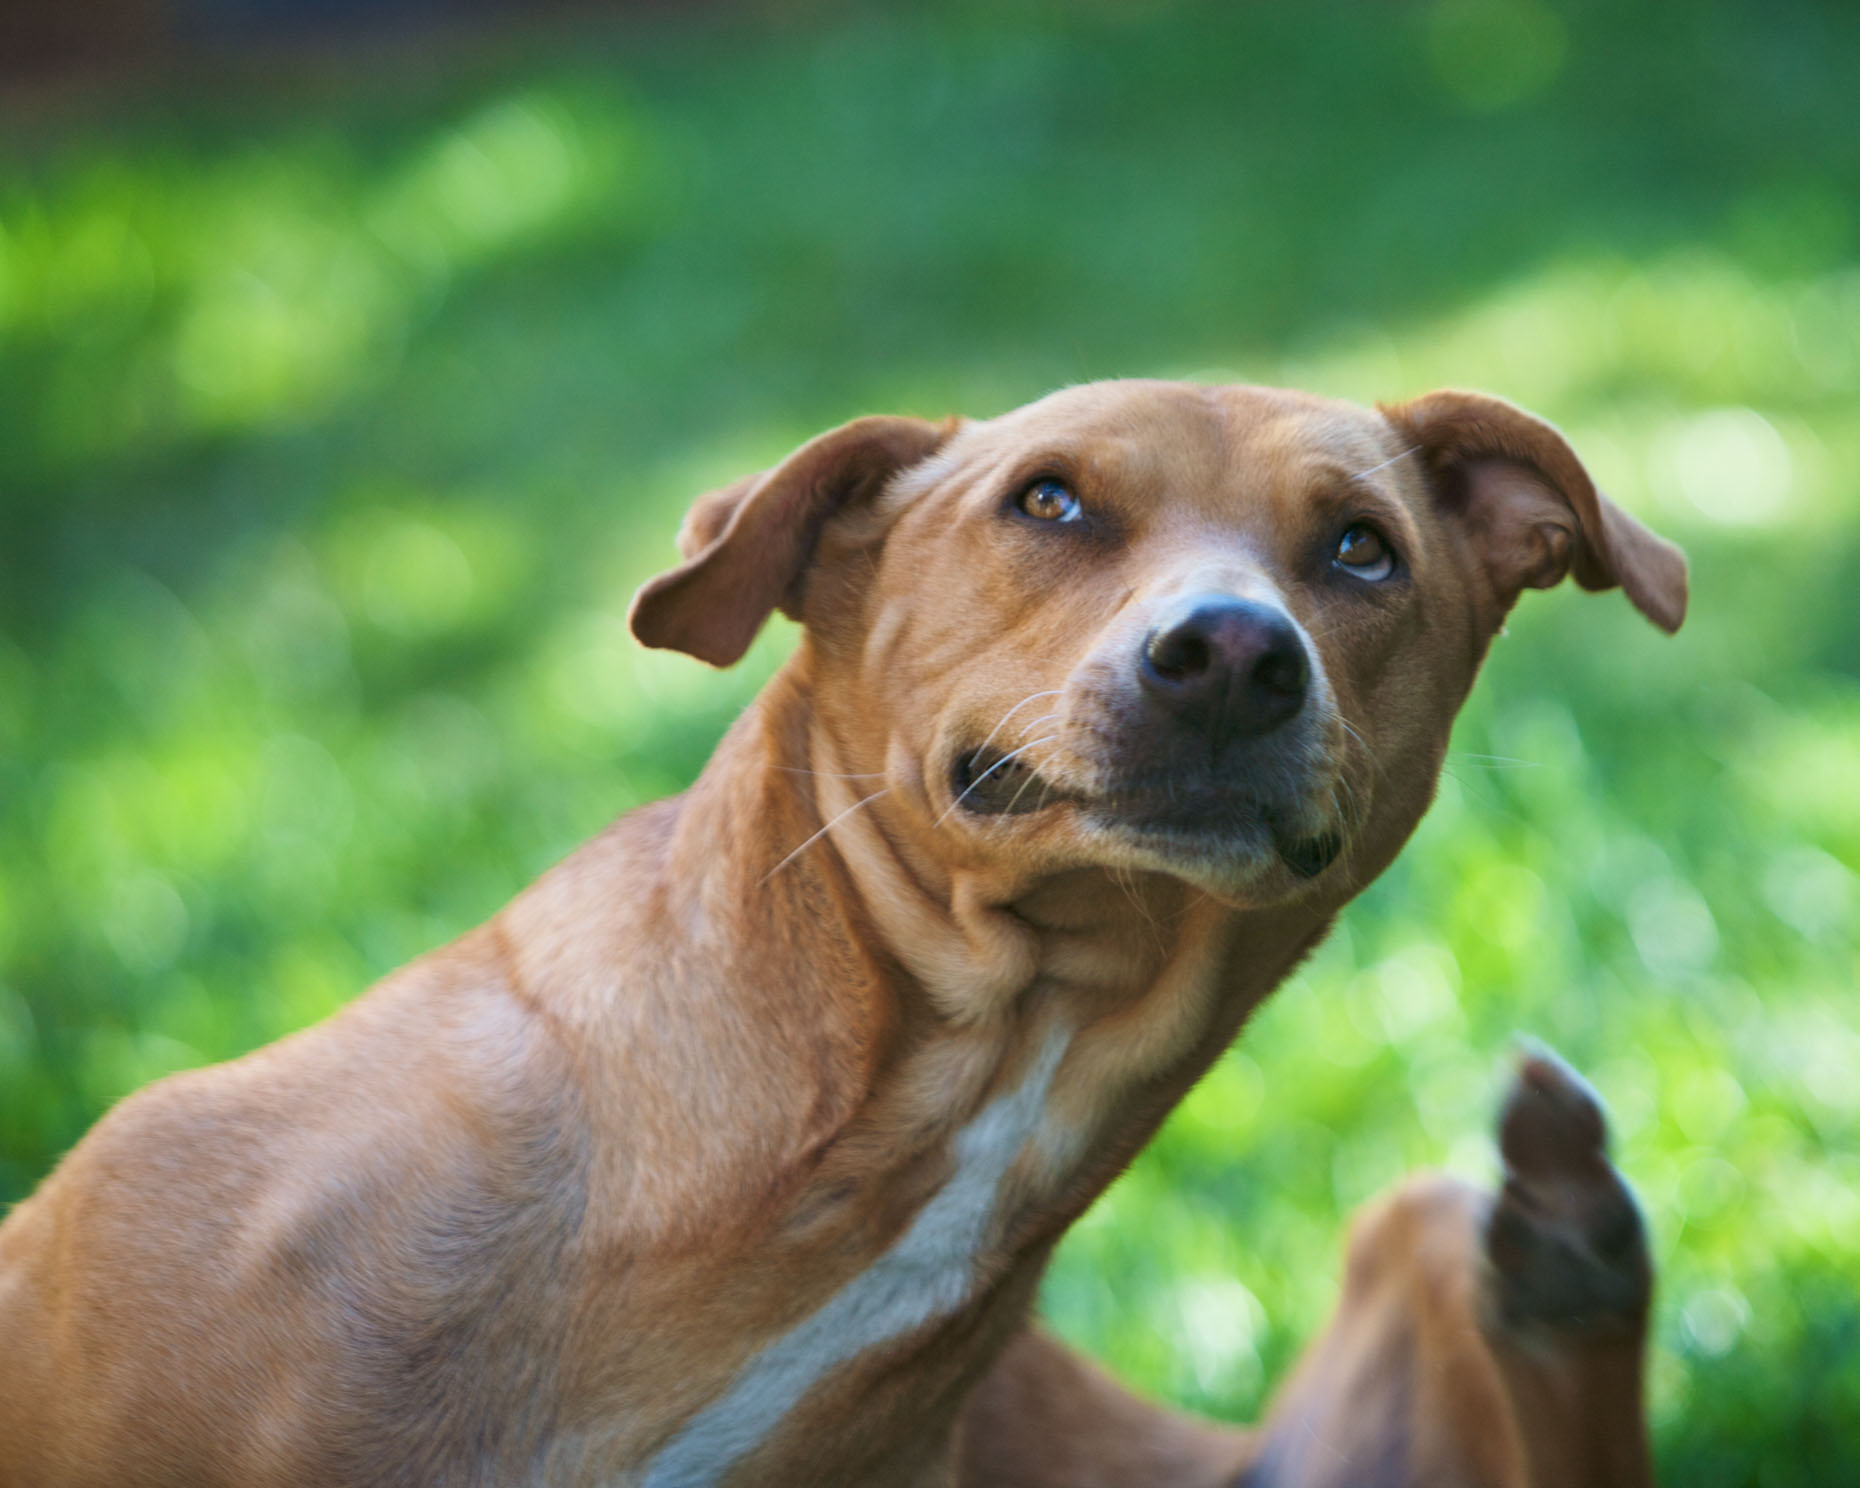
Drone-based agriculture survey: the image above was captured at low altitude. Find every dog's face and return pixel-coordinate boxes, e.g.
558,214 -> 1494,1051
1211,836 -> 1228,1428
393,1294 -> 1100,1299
633,381 -> 1685,904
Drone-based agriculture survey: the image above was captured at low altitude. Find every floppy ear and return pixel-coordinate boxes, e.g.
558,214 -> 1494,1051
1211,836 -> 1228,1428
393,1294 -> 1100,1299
628,415 -> 949,667
1380,389 -> 1688,634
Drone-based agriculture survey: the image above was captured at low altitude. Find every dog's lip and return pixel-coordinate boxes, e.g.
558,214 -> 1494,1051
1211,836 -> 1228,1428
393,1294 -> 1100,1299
1085,794 -> 1342,878
1278,828 -> 1345,878
950,749 -> 1344,877
949,745 -> 1061,816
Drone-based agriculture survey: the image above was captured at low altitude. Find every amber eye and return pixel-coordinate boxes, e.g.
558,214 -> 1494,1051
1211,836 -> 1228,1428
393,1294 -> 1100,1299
1018,478 -> 1082,523
1335,522 -> 1395,581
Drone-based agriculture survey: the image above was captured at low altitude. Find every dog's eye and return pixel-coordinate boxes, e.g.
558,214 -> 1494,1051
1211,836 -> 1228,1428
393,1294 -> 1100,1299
1018,479 -> 1082,523
1335,523 -> 1395,581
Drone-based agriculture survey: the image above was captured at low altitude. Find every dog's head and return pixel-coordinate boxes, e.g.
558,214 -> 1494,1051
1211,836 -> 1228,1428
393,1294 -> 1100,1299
631,381 -> 1685,904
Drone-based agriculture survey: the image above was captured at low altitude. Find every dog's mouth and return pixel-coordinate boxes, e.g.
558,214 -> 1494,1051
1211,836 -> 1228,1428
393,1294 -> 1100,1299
949,747 -> 1344,879
1278,828 -> 1345,879
950,746 -> 1054,817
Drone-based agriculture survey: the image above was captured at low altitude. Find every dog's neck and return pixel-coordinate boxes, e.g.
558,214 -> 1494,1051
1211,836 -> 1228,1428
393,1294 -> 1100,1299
524,655 -> 1339,1266
502,654 -> 1346,1478
646,657 -> 1336,1227
590,659 -> 1339,1483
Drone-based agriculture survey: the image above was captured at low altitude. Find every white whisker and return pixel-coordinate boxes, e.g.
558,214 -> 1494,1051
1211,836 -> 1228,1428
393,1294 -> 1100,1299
1001,743 -> 1061,815
1337,716 -> 1387,783
972,689 -> 1064,760
1452,753 -> 1541,769
1348,445 -> 1420,483
936,735 -> 1057,827
762,788 -> 892,882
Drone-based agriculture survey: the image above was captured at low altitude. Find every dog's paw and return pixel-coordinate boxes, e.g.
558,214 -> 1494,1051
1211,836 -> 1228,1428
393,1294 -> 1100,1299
1484,1043 -> 1652,1334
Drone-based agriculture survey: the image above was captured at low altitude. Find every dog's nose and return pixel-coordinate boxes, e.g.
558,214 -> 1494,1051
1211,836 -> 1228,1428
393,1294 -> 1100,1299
1140,593 -> 1309,739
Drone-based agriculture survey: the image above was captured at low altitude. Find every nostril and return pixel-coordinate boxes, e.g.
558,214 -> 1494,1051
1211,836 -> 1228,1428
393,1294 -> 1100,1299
1253,645 -> 1308,698
1138,593 -> 1312,739
1147,628 -> 1212,683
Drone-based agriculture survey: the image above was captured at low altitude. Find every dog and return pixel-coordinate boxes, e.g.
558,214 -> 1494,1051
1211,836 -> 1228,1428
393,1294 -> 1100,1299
0,380 -> 1685,1486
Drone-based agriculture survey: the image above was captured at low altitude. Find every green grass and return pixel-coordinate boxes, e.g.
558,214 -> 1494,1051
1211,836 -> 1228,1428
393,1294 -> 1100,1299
2,2 -> 1857,1481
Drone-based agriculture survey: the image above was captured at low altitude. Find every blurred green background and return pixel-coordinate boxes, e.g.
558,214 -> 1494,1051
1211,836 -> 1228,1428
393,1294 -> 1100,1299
2,1 -> 1856,1481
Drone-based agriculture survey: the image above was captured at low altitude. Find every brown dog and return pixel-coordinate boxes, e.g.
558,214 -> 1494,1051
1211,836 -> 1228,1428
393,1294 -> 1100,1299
0,381 -> 1684,1486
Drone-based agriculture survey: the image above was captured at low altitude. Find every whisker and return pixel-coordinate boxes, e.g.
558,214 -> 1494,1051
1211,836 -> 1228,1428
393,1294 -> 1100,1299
762,788 -> 892,882
973,689 -> 1064,760
1329,778 -> 1360,867
935,735 -> 1057,827
1001,742 -> 1063,815
1293,614 -> 1346,644
1337,716 -> 1387,784
1348,445 -> 1420,483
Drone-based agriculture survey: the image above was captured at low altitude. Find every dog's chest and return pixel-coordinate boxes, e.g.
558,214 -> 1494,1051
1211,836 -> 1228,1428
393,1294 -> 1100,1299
637,1026 -> 1073,1487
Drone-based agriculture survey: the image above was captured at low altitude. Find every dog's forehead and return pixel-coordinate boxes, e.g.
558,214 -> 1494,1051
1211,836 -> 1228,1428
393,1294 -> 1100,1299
947,381 -> 1401,493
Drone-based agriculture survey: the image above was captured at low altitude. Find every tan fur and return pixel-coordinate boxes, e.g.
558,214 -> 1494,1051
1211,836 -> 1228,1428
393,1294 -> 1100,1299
0,381 -> 1682,1486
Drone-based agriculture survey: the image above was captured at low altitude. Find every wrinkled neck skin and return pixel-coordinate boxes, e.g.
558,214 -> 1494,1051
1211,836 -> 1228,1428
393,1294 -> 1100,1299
666,649 -> 1358,1253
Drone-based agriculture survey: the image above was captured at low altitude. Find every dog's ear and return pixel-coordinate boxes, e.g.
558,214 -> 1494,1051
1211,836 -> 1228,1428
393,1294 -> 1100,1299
629,415 -> 950,667
1380,389 -> 1687,634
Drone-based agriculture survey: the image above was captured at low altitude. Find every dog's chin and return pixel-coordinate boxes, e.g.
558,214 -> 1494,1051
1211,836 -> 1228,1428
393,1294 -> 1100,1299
1082,799 -> 1344,899
949,747 -> 1344,891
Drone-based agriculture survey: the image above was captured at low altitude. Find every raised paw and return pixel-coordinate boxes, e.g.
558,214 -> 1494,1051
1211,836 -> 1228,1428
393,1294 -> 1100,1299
1484,1043 -> 1652,1334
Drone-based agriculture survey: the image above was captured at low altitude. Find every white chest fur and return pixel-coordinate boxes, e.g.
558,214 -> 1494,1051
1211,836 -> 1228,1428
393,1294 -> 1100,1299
639,1025 -> 1073,1487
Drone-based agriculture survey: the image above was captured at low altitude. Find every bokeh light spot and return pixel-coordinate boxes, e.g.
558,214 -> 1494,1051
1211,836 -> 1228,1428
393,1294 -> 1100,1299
1174,1278 -> 1265,1397
101,870 -> 190,974
1681,1286 -> 1750,1358
1654,407 -> 1793,526
360,517 -> 475,638
1671,1067 -> 1748,1146
1761,846 -> 1854,942
1628,878 -> 1719,979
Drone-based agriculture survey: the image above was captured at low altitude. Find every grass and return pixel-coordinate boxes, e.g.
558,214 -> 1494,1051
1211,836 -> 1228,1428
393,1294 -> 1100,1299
2,2 -> 1857,1480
